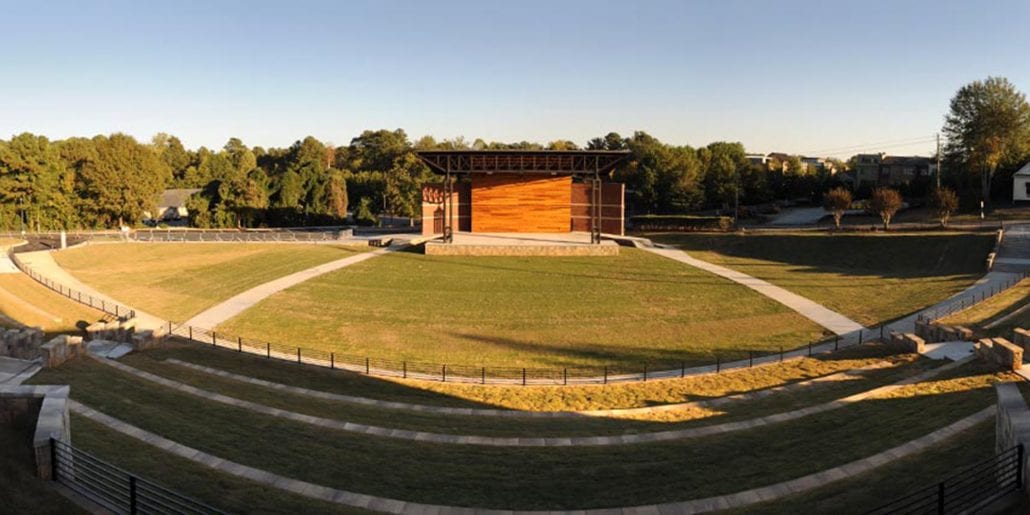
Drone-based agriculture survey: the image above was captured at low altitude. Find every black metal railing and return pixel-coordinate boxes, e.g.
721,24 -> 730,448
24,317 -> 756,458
917,270 -> 1030,322
168,322 -> 877,385
7,251 -> 135,320
52,438 -> 224,515
867,444 -> 1023,514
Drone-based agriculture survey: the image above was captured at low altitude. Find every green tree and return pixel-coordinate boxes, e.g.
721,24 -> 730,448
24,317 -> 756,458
867,187 -> 903,230
325,172 -> 348,221
943,77 -> 1030,204
354,196 -> 377,226
348,129 -> 409,172
0,133 -> 73,230
74,134 -> 171,227
822,187 -> 853,229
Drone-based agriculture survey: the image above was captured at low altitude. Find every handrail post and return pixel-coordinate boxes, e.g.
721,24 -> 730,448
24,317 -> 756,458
50,437 -> 58,481
212,331 -> 216,346
266,342 -> 270,358
1018,444 -> 1025,489
330,352 -> 335,370
130,475 -> 138,514
366,358 -> 370,374
749,351 -> 753,368
237,336 -> 242,352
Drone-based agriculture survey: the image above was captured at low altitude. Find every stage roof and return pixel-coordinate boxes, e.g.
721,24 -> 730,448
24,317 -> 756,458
416,150 -> 630,176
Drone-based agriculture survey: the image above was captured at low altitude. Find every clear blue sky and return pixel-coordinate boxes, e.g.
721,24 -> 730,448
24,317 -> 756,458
2,0 -> 1028,158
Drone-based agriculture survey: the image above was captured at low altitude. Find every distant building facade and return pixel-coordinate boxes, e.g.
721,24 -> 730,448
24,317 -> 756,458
1013,162 -> 1030,202
146,188 -> 201,222
849,153 -> 933,188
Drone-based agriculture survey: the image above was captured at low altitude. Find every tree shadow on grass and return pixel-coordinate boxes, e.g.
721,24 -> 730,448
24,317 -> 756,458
646,232 -> 994,281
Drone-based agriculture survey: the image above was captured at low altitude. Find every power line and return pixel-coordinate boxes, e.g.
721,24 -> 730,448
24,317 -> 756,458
802,135 -> 938,156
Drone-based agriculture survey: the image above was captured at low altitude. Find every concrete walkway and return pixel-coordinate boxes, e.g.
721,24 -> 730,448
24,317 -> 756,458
0,356 -> 41,385
765,207 -> 827,226
68,398 -> 994,514
94,353 -> 967,447
14,250 -> 166,331
184,246 -> 402,329
645,247 -> 865,336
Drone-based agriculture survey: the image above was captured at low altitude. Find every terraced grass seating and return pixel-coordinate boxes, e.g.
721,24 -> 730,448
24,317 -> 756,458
0,273 -> 108,334
161,357 -> 898,419
28,356 -> 1008,511
97,352 -> 965,445
135,341 -> 918,412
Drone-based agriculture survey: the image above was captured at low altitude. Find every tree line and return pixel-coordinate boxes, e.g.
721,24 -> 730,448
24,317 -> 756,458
1,76 -> 1026,231
0,129 -> 844,231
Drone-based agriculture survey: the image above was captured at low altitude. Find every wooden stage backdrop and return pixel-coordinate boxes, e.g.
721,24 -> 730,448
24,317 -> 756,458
421,177 -> 624,235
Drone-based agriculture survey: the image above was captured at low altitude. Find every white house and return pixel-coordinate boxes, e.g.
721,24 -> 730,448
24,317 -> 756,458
1013,162 -> 1030,202
144,188 -> 201,221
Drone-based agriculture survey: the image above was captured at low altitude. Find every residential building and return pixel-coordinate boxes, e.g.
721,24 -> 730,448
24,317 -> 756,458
849,153 -> 932,188
1013,162 -> 1030,202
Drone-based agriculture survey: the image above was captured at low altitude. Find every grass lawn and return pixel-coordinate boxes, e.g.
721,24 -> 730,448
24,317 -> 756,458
118,346 -> 934,434
69,415 -> 367,514
146,341 -> 914,411
217,247 -> 825,369
938,278 -> 1030,338
28,357 -> 1007,509
52,242 -> 368,322
0,412 -> 87,514
735,420 -> 995,514
646,231 -> 994,326
0,274 -> 107,333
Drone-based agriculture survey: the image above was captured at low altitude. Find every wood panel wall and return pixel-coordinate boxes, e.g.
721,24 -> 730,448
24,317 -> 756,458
471,175 -> 572,233
570,183 -> 625,235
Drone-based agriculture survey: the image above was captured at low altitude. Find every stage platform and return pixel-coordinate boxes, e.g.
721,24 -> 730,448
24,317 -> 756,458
423,232 -> 619,256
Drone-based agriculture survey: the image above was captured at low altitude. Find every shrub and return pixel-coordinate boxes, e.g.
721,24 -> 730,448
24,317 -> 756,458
867,188 -> 903,230
822,187 -> 853,229
930,187 -> 959,227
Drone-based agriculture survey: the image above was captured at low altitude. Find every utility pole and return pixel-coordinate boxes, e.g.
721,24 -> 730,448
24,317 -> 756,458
935,133 -> 941,189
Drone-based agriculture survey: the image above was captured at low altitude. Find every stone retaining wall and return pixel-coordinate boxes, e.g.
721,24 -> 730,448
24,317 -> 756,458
39,335 -> 85,368
424,241 -> 620,257
0,327 -> 45,360
914,319 -> 973,343
889,331 -> 926,353
995,383 -> 1030,496
977,338 -> 1023,371
0,385 -> 70,479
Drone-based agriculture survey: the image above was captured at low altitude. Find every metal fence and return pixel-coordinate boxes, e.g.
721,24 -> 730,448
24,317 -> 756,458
867,444 -> 1023,514
6,251 -> 135,320
132,228 -> 353,243
52,438 -> 224,515
167,322 -> 880,385
917,270 -> 1030,322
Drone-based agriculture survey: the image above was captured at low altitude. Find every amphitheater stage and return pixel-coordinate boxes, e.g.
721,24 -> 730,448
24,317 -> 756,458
423,232 -> 620,256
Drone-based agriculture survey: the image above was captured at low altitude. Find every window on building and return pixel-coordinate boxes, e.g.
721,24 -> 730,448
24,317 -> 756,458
1024,181 -> 1030,197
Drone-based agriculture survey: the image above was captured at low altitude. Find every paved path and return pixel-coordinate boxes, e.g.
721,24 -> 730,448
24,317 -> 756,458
645,246 -> 865,336
14,250 -> 167,331
94,353 -> 967,447
0,356 -> 41,385
166,357 -> 895,418
765,207 -> 827,226
68,398 -> 994,514
185,246 -> 402,329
